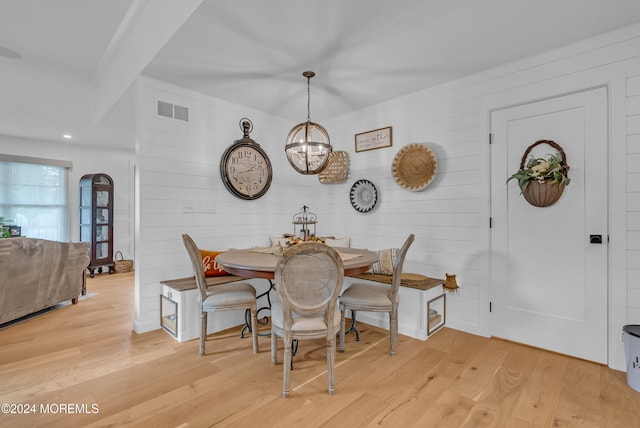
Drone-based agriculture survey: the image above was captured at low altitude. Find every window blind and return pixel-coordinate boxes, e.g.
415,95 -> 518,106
0,155 -> 71,241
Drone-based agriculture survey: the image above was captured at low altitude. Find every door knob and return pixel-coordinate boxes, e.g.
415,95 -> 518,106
589,235 -> 602,244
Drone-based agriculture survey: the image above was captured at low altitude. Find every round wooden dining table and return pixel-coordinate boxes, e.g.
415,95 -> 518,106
215,246 -> 378,280
216,245 -> 378,340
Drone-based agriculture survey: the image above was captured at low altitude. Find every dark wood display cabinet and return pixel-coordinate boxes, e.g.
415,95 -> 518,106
79,173 -> 114,277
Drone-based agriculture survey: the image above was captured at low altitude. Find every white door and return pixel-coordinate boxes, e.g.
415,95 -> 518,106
490,87 -> 608,364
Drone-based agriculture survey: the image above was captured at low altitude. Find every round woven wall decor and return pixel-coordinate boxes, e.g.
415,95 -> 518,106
349,179 -> 378,212
391,143 -> 437,191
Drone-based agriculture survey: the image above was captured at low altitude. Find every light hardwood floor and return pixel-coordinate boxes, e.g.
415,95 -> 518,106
1,272 -> 639,427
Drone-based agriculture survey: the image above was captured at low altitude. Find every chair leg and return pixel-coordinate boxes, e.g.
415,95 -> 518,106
389,309 -> 398,357
327,334 -> 336,395
250,307 -> 259,354
282,335 -> 292,398
271,329 -> 277,364
339,305 -> 345,352
199,312 -> 207,356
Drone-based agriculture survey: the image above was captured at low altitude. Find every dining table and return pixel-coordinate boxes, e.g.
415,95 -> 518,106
215,246 -> 379,280
215,245 -> 379,340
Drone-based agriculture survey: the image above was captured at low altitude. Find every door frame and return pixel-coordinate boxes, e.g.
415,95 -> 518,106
481,65 -> 628,370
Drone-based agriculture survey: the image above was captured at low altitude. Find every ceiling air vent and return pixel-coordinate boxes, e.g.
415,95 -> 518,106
174,104 -> 189,122
156,100 -> 189,122
157,100 -> 173,118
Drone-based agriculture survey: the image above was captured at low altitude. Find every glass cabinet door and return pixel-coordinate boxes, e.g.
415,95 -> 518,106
96,225 -> 108,241
80,173 -> 114,277
81,187 -> 91,207
80,226 -> 91,242
96,190 -> 109,207
96,208 -> 109,224
80,208 -> 91,224
96,242 -> 109,260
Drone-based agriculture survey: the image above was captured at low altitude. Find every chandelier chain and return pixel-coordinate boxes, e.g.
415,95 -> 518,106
307,75 -> 311,122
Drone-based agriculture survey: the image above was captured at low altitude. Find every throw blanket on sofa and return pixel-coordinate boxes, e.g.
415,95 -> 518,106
0,237 -> 90,324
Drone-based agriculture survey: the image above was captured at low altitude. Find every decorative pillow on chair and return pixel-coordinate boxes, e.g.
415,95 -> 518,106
269,236 -> 290,247
367,248 -> 399,275
199,250 -> 229,277
324,236 -> 351,248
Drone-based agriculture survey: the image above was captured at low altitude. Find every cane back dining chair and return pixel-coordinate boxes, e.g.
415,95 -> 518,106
339,233 -> 415,356
270,242 -> 344,398
182,234 -> 259,356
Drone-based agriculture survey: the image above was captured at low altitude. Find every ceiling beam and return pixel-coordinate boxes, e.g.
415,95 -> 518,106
92,0 -> 203,126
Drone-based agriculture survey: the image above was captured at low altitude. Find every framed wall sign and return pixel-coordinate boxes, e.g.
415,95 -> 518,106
355,126 -> 392,152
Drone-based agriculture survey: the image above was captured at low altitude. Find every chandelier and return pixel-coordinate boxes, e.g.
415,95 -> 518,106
285,71 -> 332,175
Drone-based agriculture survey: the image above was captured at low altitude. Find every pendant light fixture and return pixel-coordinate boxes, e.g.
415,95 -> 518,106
285,71 -> 332,175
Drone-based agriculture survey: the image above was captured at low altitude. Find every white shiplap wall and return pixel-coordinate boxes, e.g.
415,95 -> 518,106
133,23 -> 640,370
321,24 -> 640,370
133,78 -> 307,332
627,64 -> 640,322
322,91 -> 487,336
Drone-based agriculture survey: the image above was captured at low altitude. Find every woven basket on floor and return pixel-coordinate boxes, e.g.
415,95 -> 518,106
114,251 -> 134,273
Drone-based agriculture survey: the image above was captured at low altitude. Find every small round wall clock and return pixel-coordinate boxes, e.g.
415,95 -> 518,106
350,179 -> 378,213
220,118 -> 273,200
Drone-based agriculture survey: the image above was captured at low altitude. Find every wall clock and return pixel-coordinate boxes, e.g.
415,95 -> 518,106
220,118 -> 272,200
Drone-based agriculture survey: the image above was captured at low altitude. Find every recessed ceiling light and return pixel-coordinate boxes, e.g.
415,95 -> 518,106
0,46 -> 22,59
63,134 -> 73,139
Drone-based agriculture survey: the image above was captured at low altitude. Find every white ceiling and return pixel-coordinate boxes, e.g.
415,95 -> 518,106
2,0 -> 640,147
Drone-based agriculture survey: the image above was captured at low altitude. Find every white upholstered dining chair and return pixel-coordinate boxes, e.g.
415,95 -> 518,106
339,233 -> 415,356
270,242 -> 344,398
182,234 -> 259,356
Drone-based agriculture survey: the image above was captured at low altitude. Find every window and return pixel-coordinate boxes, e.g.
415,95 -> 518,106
0,155 -> 71,241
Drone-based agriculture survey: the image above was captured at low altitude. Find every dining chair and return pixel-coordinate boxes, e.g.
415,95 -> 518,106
339,233 -> 415,356
270,242 -> 344,398
182,234 -> 259,356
